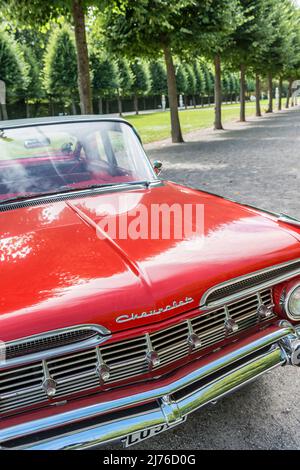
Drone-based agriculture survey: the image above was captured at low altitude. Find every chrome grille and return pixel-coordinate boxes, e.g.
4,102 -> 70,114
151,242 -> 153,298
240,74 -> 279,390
151,322 -> 190,367
5,326 -> 106,361
101,337 -> 149,382
0,288 -> 275,416
203,258 -> 300,306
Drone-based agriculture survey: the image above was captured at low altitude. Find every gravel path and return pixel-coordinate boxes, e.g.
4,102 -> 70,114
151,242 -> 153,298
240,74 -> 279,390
146,107 -> 300,219
110,107 -> 300,450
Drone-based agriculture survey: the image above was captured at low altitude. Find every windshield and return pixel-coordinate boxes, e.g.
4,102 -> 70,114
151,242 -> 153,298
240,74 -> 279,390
0,120 -> 157,202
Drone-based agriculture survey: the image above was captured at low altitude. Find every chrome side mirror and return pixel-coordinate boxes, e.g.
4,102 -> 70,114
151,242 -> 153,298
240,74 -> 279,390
153,160 -> 163,176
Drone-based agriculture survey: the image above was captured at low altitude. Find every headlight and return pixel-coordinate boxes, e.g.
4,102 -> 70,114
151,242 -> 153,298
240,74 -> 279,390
285,284 -> 300,320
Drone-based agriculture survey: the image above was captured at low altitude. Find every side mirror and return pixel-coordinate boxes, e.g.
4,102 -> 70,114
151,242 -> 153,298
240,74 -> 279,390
153,160 -> 163,176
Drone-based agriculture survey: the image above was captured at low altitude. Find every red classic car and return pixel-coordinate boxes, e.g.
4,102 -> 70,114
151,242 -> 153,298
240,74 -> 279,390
0,116 -> 300,449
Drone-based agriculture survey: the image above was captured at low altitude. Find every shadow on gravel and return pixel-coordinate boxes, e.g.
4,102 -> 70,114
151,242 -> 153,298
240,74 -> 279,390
147,108 -> 300,219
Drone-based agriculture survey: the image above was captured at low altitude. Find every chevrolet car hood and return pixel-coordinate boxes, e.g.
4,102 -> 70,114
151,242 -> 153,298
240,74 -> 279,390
1,181 -> 300,341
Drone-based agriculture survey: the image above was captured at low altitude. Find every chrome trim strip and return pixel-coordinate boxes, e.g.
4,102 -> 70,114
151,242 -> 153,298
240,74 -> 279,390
1,325 -> 111,369
200,258 -> 300,309
0,323 -> 297,449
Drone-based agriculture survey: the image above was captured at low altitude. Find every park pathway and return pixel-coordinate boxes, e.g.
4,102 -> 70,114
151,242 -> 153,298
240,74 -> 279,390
147,106 -> 300,219
136,107 -> 299,450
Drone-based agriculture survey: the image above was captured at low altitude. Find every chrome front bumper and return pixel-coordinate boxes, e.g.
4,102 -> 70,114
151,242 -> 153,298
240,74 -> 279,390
1,322 -> 299,450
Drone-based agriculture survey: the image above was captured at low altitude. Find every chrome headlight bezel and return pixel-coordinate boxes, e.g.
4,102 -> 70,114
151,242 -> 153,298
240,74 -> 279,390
285,283 -> 300,320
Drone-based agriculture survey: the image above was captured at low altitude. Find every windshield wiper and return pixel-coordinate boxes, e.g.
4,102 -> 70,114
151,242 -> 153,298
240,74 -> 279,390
0,180 -> 155,205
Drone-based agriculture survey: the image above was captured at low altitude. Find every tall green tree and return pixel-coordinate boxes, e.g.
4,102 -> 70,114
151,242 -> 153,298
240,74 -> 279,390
44,27 -> 78,114
149,60 -> 167,108
182,64 -> 196,108
200,62 -> 214,105
22,45 -> 43,117
90,52 -> 119,114
1,0 -> 98,114
0,29 -> 27,119
175,63 -> 187,107
200,1 -> 242,129
262,0 -> 296,113
228,0 -> 278,121
193,61 -> 205,106
130,60 -> 151,115
116,58 -> 133,115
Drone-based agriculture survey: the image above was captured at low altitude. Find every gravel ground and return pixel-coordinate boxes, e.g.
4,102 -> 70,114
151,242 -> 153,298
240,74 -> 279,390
109,107 -> 300,450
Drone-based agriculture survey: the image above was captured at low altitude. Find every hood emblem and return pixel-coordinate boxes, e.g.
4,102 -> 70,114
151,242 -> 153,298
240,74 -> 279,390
116,296 -> 194,324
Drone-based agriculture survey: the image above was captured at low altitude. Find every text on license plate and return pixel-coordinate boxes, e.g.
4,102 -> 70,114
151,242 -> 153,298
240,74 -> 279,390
124,417 -> 187,447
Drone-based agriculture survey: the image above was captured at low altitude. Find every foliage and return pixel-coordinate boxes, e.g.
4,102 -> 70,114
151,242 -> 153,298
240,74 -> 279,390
116,58 -> 134,96
22,45 -> 43,100
149,60 -> 167,95
197,61 -> 212,96
90,52 -> 119,99
43,27 -> 78,101
103,0 -> 243,58
175,63 -> 187,95
183,64 -> 197,95
0,29 -> 27,102
130,60 -> 151,96
193,61 -> 205,96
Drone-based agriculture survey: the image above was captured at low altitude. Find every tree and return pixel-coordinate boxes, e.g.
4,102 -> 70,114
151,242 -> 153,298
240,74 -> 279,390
102,1 -> 245,143
201,2 -> 242,129
0,29 -> 27,119
182,64 -> 196,108
221,72 -> 231,103
175,63 -> 187,106
149,60 -> 167,108
262,0 -> 297,113
130,60 -> 151,115
1,0 -> 96,114
90,52 -> 119,114
22,45 -> 43,117
199,61 -> 212,105
228,0 -> 271,121
44,27 -> 78,114
116,58 -> 133,115
193,61 -> 205,106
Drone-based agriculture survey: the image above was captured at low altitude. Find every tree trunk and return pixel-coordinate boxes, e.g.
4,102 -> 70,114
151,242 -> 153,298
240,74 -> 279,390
214,54 -> 223,130
193,95 -> 196,108
278,76 -> 283,111
240,64 -> 246,122
133,94 -> 139,114
1,103 -> 8,120
286,79 -> 292,108
98,97 -> 103,114
72,0 -> 93,114
26,101 -> 30,118
106,99 -> 109,114
117,92 -> 122,116
184,95 -> 188,109
255,74 -> 261,117
266,72 -> 273,113
162,44 -> 183,143
71,99 -> 77,115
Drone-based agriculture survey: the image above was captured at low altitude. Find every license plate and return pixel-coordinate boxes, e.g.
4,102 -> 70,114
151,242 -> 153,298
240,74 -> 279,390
124,417 -> 187,447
